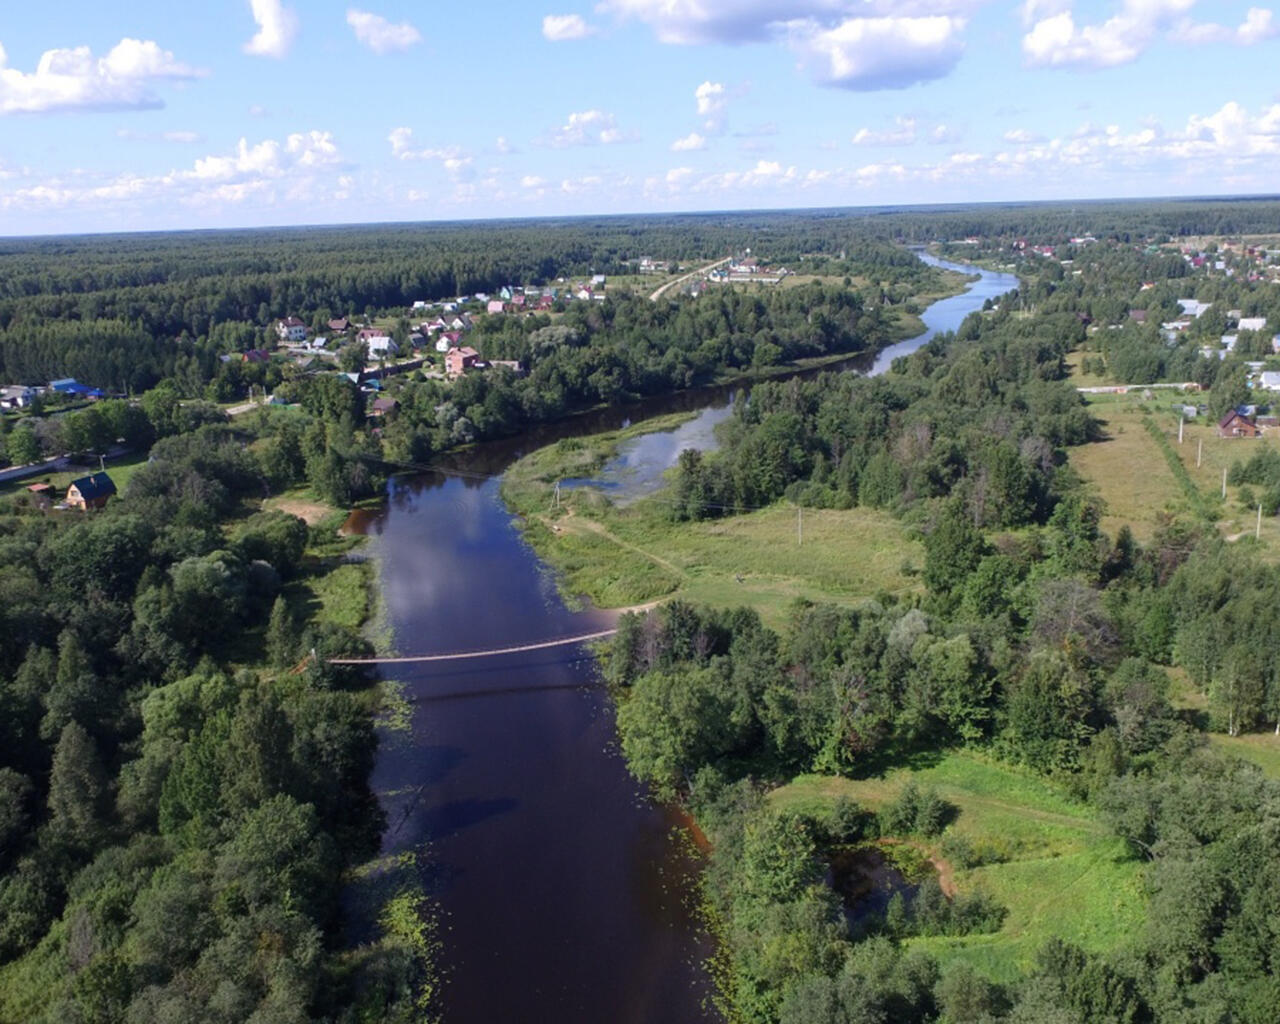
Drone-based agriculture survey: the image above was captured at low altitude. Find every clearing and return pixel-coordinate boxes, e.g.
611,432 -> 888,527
769,751 -> 1146,984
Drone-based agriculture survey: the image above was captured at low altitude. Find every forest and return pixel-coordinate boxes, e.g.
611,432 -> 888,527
582,239 -> 1280,1022
0,396 -> 430,1022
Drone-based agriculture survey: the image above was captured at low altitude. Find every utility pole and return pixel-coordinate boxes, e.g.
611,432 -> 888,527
1197,438 -> 1203,468
1179,416 -> 1184,444
554,480 -> 561,509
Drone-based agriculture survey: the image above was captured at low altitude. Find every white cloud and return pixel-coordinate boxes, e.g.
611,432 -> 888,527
0,38 -> 205,114
695,81 -> 726,117
695,80 -> 729,132
1171,6 -> 1278,45
116,127 -> 203,143
542,14 -> 595,40
1003,127 -> 1044,143
387,127 -> 474,177
601,1 -> 980,87
852,116 -> 917,145
520,174 -> 546,188
346,9 -> 423,54
496,136 -> 514,154
788,15 -> 966,89
671,131 -> 707,151
1017,0 -> 1274,69
0,130 -> 348,221
548,109 -> 626,146
244,0 -> 300,59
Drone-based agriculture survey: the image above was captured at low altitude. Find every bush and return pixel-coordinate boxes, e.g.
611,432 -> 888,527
878,783 -> 955,838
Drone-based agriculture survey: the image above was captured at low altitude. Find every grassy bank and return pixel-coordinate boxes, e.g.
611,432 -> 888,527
768,751 -> 1146,984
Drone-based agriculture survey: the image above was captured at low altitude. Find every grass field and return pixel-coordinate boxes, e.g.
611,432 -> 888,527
504,430 -> 923,626
769,751 -> 1147,983
1068,390 -> 1280,549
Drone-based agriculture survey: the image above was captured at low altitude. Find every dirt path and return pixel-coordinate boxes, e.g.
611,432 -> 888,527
880,838 -> 957,898
552,509 -> 689,579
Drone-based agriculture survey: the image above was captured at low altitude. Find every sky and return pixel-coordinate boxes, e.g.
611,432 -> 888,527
1,0 -> 1279,235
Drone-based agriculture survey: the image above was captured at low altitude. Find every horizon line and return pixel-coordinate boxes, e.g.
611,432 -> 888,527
3,190 -> 1280,244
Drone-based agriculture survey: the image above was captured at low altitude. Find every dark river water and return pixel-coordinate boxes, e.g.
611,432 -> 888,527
348,253 -> 1017,1023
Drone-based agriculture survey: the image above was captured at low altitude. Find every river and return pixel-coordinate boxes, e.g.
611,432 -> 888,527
348,253 -> 1017,1023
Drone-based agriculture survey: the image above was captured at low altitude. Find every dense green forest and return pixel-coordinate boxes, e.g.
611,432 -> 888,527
0,398 -> 432,1022
585,238 -> 1280,1022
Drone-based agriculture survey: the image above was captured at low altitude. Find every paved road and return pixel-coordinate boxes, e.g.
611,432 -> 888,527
649,256 -> 732,302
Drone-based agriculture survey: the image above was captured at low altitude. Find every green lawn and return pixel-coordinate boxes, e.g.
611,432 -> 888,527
769,751 -> 1147,983
0,450 -> 149,500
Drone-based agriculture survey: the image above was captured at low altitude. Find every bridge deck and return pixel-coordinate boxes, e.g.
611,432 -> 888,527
328,628 -> 618,664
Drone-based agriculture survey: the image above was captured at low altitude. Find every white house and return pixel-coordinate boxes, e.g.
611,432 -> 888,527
0,385 -> 35,410
1238,317 -> 1268,332
1178,299 -> 1212,318
1260,371 -> 1280,391
276,317 -> 308,343
366,336 -> 399,358
487,300 -> 506,314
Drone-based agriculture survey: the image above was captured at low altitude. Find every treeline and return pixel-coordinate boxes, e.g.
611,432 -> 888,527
0,403 -> 420,1021
9,197 -> 1280,392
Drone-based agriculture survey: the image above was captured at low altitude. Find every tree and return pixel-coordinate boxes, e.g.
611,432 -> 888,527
923,500 -> 987,599
266,596 -> 299,668
47,721 -> 109,851
6,426 -> 39,467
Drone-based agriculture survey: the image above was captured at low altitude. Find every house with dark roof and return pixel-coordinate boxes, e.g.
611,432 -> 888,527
66,471 -> 117,510
1218,411 -> 1260,439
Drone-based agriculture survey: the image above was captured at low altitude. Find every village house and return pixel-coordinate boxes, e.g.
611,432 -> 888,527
1218,411 -> 1260,438
486,299 -> 506,315
327,317 -> 350,333
366,336 -> 399,358
369,396 -> 399,418
66,471 -> 117,510
1259,371 -> 1280,391
276,317 -> 308,343
0,385 -> 35,410
1238,317 -> 1268,332
445,346 -> 479,377
242,349 -> 272,365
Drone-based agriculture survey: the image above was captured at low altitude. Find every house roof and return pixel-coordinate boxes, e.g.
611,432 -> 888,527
279,316 -> 305,327
69,472 -> 117,500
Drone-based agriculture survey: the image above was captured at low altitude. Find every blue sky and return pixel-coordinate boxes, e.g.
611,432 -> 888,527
1,0 -> 1278,235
